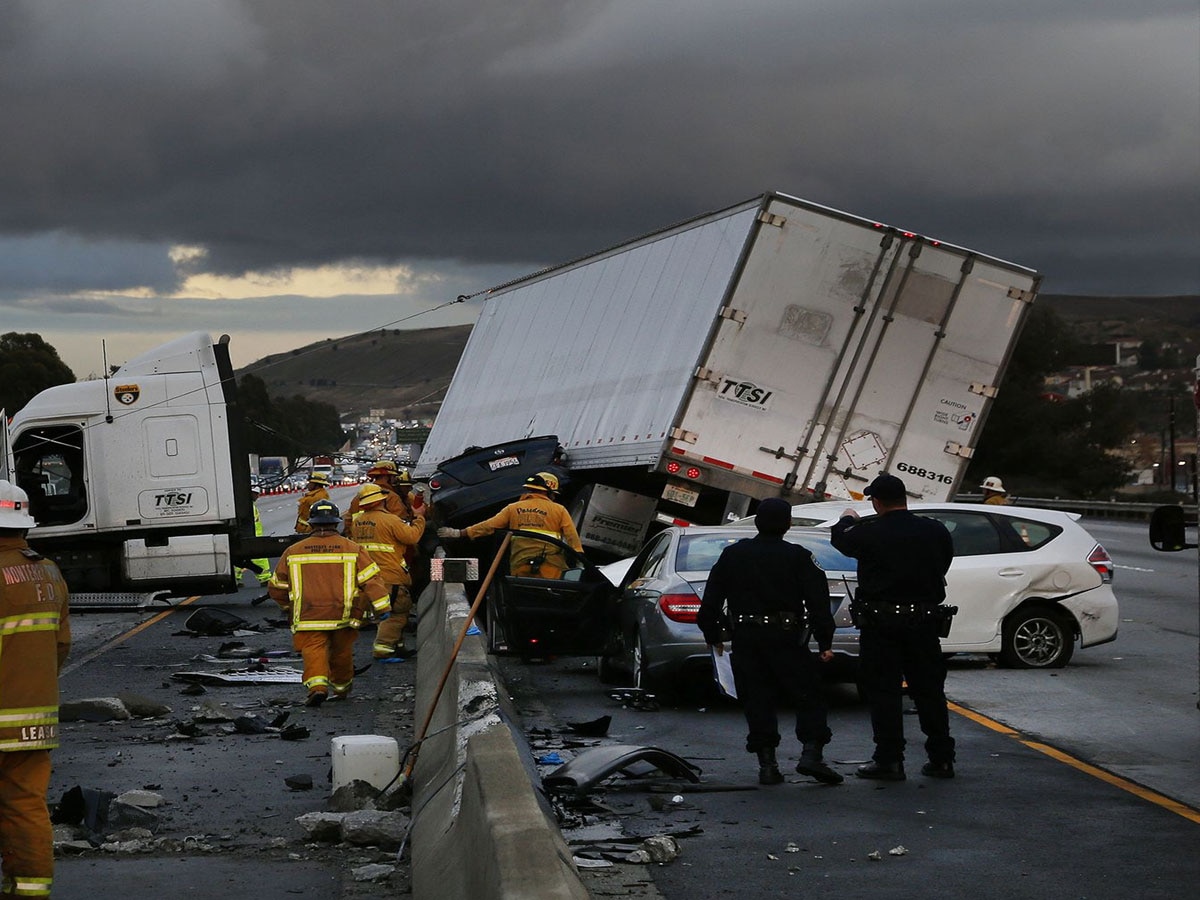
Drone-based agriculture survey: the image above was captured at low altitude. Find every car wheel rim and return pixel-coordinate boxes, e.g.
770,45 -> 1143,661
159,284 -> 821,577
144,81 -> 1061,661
1013,617 -> 1064,666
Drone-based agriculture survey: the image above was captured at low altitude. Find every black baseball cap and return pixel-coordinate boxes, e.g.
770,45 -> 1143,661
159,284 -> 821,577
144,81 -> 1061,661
863,473 -> 906,502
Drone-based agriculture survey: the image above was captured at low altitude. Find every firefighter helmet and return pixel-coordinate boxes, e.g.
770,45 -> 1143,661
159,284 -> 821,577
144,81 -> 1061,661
0,480 -> 37,529
307,499 -> 342,526
357,483 -> 388,507
979,476 -> 1007,493
523,472 -> 560,494
367,459 -> 398,477
308,471 -> 332,486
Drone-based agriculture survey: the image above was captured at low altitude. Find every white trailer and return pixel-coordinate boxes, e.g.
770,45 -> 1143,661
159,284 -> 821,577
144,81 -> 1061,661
416,191 -> 1040,555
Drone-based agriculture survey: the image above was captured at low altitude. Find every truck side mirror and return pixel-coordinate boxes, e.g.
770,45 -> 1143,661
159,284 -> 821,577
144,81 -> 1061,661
1149,505 -> 1197,552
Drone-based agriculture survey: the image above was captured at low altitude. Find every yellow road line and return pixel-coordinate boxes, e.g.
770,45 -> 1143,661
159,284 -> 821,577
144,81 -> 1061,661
61,596 -> 200,677
948,699 -> 1200,825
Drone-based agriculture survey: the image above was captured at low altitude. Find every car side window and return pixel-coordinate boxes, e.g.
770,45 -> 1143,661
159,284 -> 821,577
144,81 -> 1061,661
924,512 -> 1003,556
994,516 -> 1060,550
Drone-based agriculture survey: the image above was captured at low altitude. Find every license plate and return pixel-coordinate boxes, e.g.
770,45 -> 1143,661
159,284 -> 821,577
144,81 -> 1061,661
661,482 -> 700,507
487,455 -> 520,471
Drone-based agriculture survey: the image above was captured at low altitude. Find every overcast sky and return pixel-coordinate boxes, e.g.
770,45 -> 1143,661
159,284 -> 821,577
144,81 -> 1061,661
1,0 -> 1197,377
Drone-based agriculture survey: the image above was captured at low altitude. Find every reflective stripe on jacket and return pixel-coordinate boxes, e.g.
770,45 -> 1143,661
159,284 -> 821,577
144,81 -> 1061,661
0,537 -> 71,752
267,532 -> 389,631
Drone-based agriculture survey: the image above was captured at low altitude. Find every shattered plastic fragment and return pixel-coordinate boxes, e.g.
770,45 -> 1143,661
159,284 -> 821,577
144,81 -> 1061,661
889,845 -> 908,856
867,851 -> 882,861
767,853 -> 779,860
785,842 -> 800,853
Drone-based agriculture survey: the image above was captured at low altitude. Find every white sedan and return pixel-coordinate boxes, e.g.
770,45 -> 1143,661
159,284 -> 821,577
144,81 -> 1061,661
756,500 -> 1119,668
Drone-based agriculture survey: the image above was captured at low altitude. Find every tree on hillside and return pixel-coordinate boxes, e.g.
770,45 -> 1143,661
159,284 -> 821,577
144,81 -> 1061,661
0,333 -> 76,414
237,373 -> 345,457
966,307 -> 1138,498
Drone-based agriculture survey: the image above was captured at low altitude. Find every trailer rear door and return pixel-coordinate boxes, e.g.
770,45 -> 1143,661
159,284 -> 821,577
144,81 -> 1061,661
672,194 -> 1038,502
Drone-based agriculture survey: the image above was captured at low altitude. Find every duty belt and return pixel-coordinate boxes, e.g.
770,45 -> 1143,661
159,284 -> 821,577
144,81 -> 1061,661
734,611 -> 802,629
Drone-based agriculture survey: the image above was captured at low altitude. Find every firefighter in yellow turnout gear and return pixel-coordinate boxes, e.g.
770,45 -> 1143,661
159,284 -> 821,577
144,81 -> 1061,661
439,472 -> 583,579
268,498 -> 390,706
0,480 -> 71,899
348,483 -> 425,659
294,471 -> 332,534
341,460 -> 408,533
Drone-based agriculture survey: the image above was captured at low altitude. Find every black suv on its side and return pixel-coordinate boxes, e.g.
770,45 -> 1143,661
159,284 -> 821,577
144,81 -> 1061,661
425,435 -> 571,528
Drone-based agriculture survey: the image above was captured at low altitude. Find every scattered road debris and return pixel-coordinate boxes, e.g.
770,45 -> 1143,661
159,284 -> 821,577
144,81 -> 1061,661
542,744 -> 702,794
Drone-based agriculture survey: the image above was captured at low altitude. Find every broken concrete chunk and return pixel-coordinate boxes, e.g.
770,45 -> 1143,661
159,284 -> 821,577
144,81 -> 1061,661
642,835 -> 681,863
116,693 -> 172,718
285,774 -> 314,791
52,823 -> 85,843
60,698 -> 131,723
329,780 -> 380,812
105,800 -> 160,833
193,701 -> 234,723
100,839 -> 155,854
340,810 -> 410,850
106,827 -> 154,842
351,864 -> 396,882
114,790 -> 164,809
234,714 -> 270,735
295,811 -> 347,842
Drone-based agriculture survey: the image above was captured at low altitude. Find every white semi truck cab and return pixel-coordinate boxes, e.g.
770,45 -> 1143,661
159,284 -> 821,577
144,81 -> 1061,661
2,332 -> 293,597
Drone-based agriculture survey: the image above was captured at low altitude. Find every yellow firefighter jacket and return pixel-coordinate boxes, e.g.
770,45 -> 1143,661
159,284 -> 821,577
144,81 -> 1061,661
268,531 -> 390,631
464,492 -> 583,576
0,536 -> 71,752
349,508 -> 425,587
294,486 -> 331,533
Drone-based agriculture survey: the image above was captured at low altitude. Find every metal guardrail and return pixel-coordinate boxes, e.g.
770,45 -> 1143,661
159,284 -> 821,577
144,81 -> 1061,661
957,494 -> 1199,522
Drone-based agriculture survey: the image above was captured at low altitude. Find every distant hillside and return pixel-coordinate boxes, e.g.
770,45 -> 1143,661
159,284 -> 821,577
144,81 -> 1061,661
1040,294 -> 1200,349
238,324 -> 472,421
237,295 -> 1198,421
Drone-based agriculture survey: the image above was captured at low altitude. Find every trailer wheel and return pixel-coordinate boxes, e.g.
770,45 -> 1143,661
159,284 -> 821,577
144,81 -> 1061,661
999,606 -> 1075,669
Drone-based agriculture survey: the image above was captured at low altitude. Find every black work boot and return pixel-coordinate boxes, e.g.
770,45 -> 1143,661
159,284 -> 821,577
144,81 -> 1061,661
795,744 -> 844,785
756,748 -> 784,785
921,760 -> 955,779
855,759 -> 906,781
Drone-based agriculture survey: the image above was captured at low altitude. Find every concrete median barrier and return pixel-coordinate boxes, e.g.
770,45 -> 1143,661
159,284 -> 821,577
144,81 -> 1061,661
411,581 -> 588,900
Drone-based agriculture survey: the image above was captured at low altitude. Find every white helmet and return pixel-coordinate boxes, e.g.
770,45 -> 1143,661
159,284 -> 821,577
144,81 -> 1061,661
0,480 -> 38,528
979,476 -> 1007,493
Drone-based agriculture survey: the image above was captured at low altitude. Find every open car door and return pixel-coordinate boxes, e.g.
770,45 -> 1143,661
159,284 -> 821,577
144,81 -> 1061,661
486,530 -> 618,657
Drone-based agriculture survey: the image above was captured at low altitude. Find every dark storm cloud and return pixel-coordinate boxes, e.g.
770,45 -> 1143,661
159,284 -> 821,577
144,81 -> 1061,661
0,0 -> 1196,293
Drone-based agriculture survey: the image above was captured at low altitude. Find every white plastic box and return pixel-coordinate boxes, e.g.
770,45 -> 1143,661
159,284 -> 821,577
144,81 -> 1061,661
331,735 -> 401,792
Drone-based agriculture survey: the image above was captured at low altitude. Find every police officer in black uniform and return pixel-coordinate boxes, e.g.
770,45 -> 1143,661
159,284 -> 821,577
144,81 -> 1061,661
830,474 -> 956,781
698,497 -> 843,786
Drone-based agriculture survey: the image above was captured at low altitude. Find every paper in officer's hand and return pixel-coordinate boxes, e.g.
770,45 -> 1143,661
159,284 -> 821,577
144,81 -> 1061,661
712,646 -> 737,699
